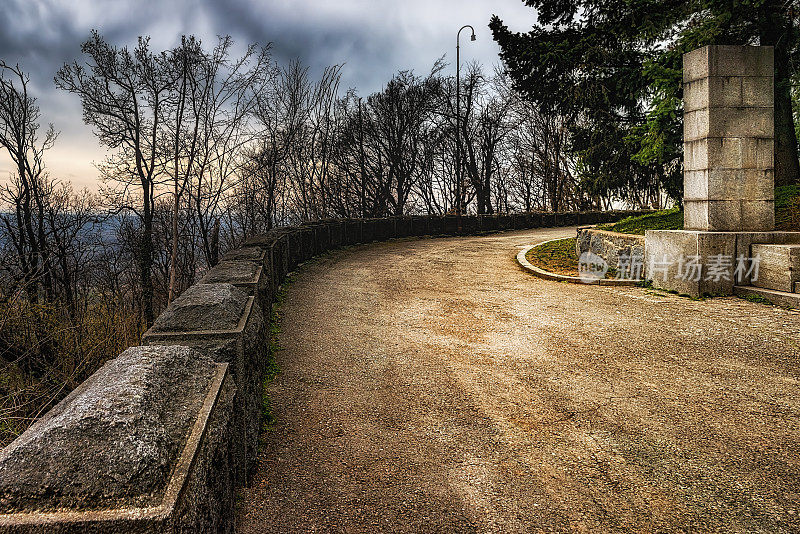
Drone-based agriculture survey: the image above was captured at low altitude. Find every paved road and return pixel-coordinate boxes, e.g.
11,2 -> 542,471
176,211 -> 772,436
237,227 -> 800,533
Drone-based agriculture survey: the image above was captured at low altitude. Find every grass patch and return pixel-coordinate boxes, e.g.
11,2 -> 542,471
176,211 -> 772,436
526,238 -> 580,276
525,237 -> 619,278
598,186 -> 800,236
261,275 -> 294,431
741,292 -> 772,305
599,208 -> 683,235
775,184 -> 800,231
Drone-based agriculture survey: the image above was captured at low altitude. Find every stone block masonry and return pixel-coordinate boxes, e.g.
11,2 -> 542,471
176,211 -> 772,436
244,229 -> 289,289
0,345 -> 235,533
142,283 -> 265,486
0,209 -> 649,532
645,44 -> 800,298
682,45 -> 775,232
576,227 -> 645,278
645,230 -> 800,297
751,243 -> 800,293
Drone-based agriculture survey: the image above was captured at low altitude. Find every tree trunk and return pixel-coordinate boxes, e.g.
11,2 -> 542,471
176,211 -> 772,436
140,197 -> 155,328
760,3 -> 800,186
773,45 -> 799,186
209,218 -> 220,267
167,180 -> 179,303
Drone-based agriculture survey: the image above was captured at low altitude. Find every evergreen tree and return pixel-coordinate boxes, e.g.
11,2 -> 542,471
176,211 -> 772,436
490,0 -> 800,203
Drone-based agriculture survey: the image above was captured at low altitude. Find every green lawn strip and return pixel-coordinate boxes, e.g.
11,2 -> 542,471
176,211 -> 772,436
261,274 -> 293,432
525,237 -> 619,279
598,208 -> 683,235
597,186 -> 800,235
525,238 -> 579,276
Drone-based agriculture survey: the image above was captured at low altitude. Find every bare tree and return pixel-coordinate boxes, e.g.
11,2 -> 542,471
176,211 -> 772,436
56,32 -> 175,326
360,65 -> 443,216
0,61 -> 59,304
162,36 -> 270,300
454,65 -> 515,214
56,32 -> 270,317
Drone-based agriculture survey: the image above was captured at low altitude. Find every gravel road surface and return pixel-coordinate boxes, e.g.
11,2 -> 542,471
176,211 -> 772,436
238,228 -> 800,533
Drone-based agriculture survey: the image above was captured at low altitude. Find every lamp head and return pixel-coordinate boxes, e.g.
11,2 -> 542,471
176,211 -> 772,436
470,33 -> 476,41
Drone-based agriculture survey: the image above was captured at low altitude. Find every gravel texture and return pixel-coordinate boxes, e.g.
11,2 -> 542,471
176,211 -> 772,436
237,227 -> 800,532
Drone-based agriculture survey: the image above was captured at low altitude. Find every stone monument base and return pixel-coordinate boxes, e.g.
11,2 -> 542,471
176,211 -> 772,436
644,230 -> 800,297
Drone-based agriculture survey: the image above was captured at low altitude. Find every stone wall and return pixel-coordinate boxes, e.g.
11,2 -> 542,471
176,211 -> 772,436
576,227 -> 646,278
0,210 -> 647,532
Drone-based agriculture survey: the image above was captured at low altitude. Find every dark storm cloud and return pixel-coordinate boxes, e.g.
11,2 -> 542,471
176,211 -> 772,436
0,2 -> 77,93
201,0 -> 399,91
0,0 -> 536,186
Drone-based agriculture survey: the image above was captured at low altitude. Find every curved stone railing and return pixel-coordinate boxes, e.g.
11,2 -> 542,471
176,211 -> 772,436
576,226 -> 646,274
0,210 -> 646,532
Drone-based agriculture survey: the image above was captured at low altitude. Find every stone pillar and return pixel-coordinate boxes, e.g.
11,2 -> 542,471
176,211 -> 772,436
643,44 -> 800,298
683,45 -> 775,232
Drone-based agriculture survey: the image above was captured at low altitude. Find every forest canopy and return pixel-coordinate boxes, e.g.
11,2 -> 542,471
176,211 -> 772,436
490,0 -> 800,204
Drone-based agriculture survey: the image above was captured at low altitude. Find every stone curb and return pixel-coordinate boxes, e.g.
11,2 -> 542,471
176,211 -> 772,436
576,225 -> 645,242
516,240 -> 641,287
733,285 -> 800,309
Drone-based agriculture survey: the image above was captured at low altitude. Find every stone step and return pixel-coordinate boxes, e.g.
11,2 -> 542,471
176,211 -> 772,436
750,243 -> 800,293
733,285 -> 800,309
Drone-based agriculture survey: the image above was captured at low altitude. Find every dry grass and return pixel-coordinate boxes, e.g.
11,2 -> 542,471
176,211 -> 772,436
525,237 -> 580,276
0,298 -> 142,446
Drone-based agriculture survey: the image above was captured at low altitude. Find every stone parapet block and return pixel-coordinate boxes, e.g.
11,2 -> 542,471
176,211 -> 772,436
299,227 -> 315,262
392,217 -> 413,238
410,215 -> 429,236
142,283 -> 265,485
324,220 -> 344,249
0,345 -> 235,533
751,243 -> 800,292
301,222 -> 330,256
200,259 -> 269,312
342,219 -> 361,246
479,214 -> 499,232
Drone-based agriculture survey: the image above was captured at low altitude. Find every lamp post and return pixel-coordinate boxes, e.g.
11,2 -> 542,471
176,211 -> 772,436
456,25 -> 476,226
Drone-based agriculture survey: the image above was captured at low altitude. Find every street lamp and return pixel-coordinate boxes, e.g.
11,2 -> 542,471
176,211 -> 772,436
456,25 -> 476,224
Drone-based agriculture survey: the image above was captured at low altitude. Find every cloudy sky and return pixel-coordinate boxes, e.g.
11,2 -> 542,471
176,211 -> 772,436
0,0 -> 537,190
